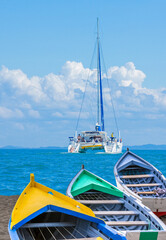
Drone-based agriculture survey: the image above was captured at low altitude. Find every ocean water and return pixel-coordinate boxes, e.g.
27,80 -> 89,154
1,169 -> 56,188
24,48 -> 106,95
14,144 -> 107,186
0,149 -> 166,196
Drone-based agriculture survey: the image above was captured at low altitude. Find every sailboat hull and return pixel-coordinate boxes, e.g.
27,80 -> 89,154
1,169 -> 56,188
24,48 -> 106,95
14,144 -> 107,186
68,132 -> 123,154
68,142 -> 123,153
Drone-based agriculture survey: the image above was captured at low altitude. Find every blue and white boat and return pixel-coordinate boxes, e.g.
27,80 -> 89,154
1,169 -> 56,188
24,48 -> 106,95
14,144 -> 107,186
68,20 -> 122,154
114,149 -> 166,219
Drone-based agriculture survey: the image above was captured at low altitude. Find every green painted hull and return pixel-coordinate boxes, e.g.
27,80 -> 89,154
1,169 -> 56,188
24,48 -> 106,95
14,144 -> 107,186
71,169 -> 123,198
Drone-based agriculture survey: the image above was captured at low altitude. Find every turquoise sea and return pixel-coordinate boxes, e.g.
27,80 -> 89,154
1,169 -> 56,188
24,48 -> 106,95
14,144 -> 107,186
0,149 -> 166,196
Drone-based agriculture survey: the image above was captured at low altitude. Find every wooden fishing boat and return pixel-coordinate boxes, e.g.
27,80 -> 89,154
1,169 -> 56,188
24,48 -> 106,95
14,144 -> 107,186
66,167 -> 166,240
114,149 -> 166,218
8,174 -> 125,240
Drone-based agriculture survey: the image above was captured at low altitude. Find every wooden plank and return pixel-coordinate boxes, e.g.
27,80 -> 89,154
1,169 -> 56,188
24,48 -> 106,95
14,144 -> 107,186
106,221 -> 148,226
78,200 -> 124,204
21,222 -> 75,228
120,174 -> 154,179
137,191 -> 155,195
94,211 -> 138,216
126,183 -> 160,187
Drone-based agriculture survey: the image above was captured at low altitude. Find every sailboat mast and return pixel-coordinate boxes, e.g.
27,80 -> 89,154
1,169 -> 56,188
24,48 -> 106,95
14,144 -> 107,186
97,18 -> 100,125
97,18 -> 105,131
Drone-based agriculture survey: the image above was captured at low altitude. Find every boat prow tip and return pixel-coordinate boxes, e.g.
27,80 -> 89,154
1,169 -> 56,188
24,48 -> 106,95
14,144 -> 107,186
30,173 -> 35,186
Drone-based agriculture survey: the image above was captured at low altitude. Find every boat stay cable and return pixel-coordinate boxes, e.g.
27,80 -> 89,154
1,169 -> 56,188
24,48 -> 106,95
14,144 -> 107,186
75,40 -> 97,132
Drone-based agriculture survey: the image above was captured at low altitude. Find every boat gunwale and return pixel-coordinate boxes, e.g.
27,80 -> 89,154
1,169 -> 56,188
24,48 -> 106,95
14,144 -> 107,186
9,214 -> 126,240
11,204 -> 106,231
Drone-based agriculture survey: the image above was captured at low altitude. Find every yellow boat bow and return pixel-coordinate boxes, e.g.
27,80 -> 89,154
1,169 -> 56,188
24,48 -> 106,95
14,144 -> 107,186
10,174 -> 96,230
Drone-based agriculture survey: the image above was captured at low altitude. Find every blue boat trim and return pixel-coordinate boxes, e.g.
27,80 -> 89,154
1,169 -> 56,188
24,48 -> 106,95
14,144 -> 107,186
9,204 -> 127,240
97,223 -> 126,240
11,204 -> 104,230
8,218 -> 19,240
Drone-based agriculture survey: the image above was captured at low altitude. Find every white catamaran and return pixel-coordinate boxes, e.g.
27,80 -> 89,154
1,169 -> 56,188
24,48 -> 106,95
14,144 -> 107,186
68,20 -> 123,154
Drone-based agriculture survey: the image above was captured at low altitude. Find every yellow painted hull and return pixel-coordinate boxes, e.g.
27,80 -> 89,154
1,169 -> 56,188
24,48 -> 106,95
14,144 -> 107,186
10,174 -> 96,230
9,174 -> 126,240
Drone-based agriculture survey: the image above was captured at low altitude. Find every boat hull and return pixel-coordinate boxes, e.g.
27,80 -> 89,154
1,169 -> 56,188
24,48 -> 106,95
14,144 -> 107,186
67,168 -> 166,240
143,198 -> 166,216
116,179 -> 166,217
114,150 -> 166,218
68,141 -> 123,154
125,231 -> 166,240
9,174 -> 126,240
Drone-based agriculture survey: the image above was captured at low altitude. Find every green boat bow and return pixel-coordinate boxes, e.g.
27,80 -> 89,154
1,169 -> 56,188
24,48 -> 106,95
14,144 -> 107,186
71,169 -> 123,198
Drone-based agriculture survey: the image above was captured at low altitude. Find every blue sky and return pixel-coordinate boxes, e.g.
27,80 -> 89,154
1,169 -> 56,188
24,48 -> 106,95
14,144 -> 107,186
0,0 -> 165,147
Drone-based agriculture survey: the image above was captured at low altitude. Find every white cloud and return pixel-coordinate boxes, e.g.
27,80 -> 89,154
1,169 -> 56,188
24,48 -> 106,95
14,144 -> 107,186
20,102 -> 31,109
107,62 -> 146,89
0,61 -> 165,124
0,62 -> 96,110
44,73 -> 71,102
106,62 -> 166,111
0,61 -> 166,146
0,66 -> 47,103
0,107 -> 13,118
136,87 -> 166,108
15,109 -> 24,118
115,90 -> 121,98
52,112 -> 63,118
14,122 -> 24,130
62,61 -> 96,82
145,113 -> 166,120
28,109 -> 40,118
0,106 -> 24,119
0,66 -> 30,90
